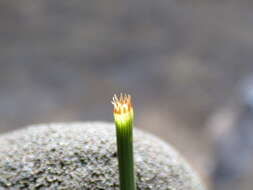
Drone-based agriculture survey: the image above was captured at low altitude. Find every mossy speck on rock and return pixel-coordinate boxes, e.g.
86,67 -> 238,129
0,122 -> 206,190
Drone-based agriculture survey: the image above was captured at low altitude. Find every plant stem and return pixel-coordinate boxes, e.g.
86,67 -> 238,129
112,94 -> 136,190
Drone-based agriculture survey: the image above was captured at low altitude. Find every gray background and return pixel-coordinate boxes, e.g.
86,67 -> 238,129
1,1 -> 253,189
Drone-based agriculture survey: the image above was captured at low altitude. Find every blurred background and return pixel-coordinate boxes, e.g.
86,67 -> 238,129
1,1 -> 253,189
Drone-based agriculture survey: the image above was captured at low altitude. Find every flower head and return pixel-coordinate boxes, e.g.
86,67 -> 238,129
111,94 -> 134,128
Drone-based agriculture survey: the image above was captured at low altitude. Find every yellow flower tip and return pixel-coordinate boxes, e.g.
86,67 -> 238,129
111,93 -> 134,127
111,93 -> 133,115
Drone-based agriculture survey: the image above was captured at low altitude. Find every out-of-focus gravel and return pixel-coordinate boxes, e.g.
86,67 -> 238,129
0,122 -> 206,190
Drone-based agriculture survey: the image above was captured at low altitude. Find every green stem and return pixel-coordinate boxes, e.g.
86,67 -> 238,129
115,119 -> 136,190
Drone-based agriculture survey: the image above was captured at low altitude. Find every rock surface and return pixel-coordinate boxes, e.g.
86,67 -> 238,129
0,122 -> 206,190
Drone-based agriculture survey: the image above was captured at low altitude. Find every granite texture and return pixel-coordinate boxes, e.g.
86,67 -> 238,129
0,122 -> 206,190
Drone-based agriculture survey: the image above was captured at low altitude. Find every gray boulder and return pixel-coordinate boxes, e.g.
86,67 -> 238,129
0,122 -> 206,190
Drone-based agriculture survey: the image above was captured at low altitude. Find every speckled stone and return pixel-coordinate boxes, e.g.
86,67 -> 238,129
0,122 -> 206,190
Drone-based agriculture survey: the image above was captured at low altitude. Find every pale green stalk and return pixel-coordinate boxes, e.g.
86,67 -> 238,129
112,94 -> 136,190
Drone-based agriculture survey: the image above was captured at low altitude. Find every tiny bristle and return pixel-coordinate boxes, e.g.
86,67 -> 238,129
111,93 -> 132,114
